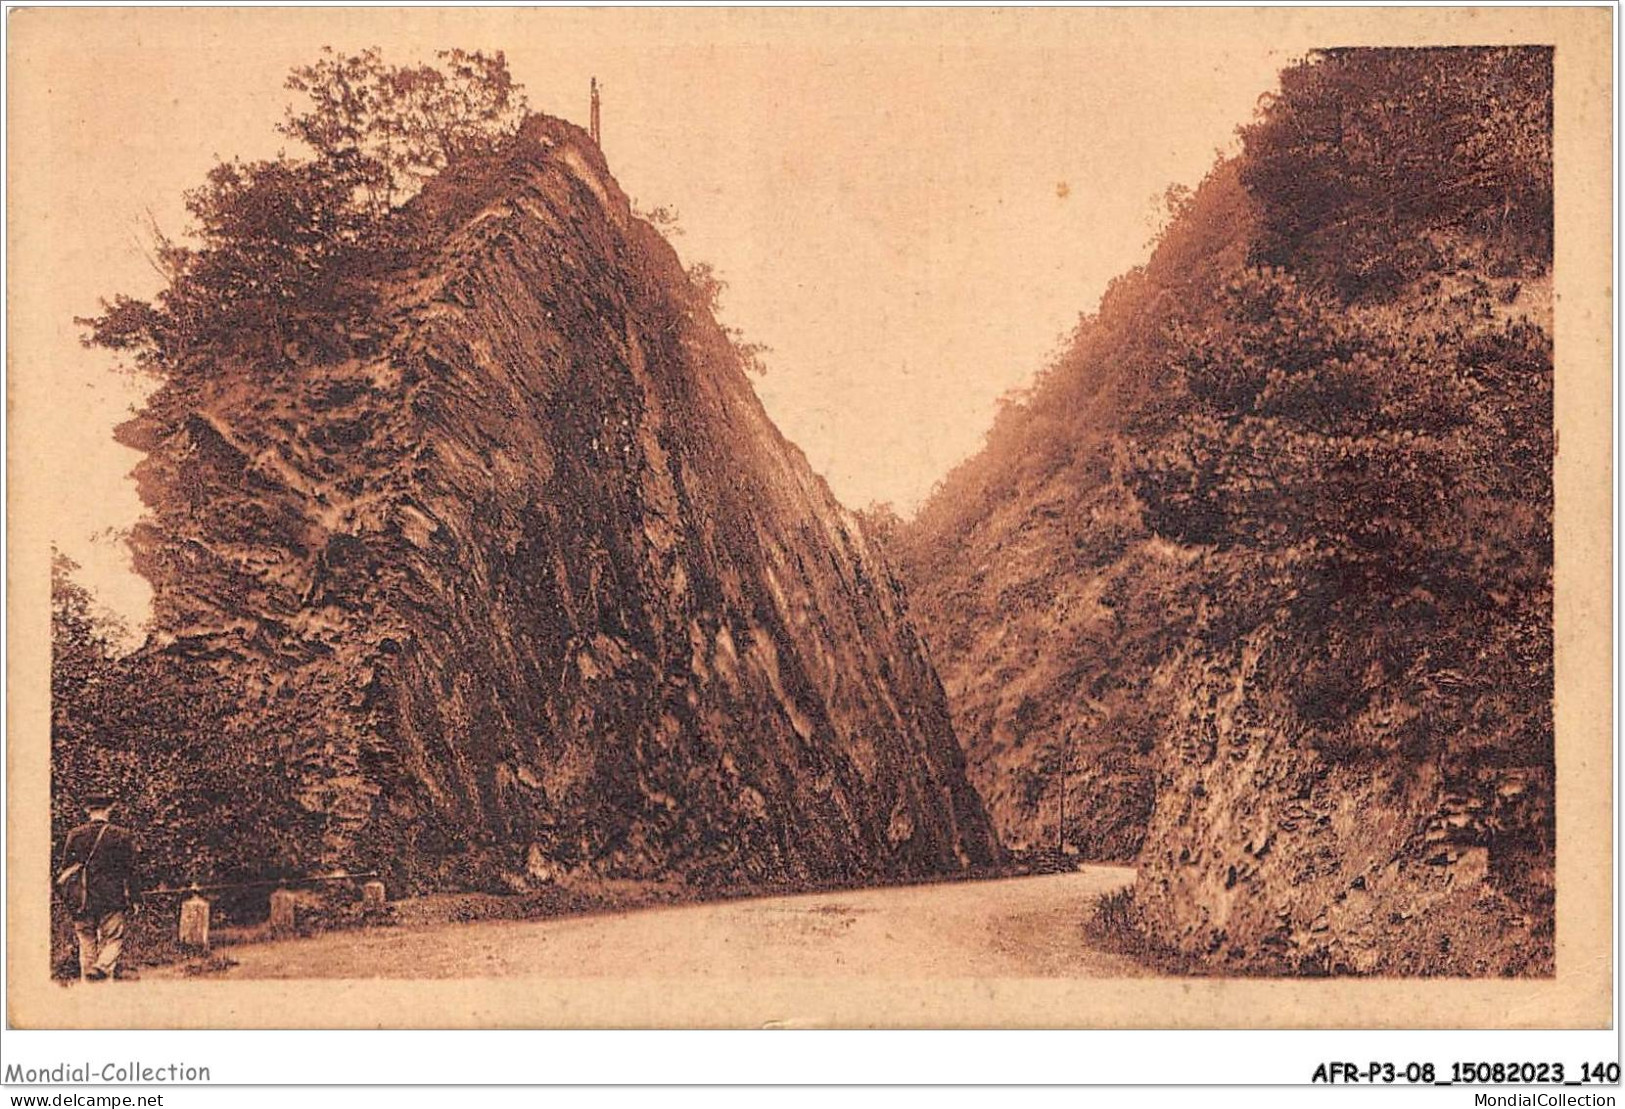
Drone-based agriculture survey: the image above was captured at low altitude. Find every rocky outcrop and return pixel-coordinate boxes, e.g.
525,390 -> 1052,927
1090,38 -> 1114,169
893,163 -> 1253,859
1135,626 -> 1552,976
119,114 -> 998,894
900,47 -> 1553,975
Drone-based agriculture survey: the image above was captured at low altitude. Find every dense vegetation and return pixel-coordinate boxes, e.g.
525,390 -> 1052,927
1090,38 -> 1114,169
58,42 -> 1556,974
894,155 -> 1253,858
1242,47 -> 1551,297
60,44 -> 998,924
899,47 -> 1553,972
52,552 -> 313,887
1139,44 -> 1552,791
79,48 -> 528,373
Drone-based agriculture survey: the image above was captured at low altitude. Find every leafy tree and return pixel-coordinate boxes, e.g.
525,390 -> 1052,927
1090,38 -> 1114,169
51,551 -> 125,811
83,157 -> 378,366
634,202 -> 685,236
280,47 -> 528,213
79,47 -> 530,374
1242,47 -> 1552,298
1135,269 -> 1550,603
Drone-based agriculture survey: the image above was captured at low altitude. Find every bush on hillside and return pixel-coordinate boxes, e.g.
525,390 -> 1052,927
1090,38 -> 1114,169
1242,47 -> 1552,299
78,48 -> 530,375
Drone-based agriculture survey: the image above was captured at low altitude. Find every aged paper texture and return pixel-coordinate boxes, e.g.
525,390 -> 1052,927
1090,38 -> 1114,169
7,6 -> 1612,1028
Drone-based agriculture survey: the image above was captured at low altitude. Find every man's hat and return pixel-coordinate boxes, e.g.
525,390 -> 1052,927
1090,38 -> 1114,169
84,791 -> 116,809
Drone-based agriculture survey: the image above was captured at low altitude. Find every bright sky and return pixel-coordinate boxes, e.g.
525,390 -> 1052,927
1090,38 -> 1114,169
12,8 -> 1311,633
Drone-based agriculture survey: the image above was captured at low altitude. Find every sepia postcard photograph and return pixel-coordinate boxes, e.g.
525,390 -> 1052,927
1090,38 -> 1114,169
4,5 -> 1613,1036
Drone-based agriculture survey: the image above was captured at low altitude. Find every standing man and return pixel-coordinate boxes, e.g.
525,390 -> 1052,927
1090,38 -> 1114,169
57,792 -> 142,981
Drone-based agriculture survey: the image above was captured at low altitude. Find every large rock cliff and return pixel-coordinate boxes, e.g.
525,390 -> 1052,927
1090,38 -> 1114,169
119,115 -> 998,893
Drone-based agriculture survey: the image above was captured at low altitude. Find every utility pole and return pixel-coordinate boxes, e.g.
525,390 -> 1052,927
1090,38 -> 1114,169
1057,727 -> 1072,856
590,77 -> 602,146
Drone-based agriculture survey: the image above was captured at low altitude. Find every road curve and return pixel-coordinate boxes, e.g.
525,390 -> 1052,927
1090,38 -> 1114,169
151,867 -> 1144,980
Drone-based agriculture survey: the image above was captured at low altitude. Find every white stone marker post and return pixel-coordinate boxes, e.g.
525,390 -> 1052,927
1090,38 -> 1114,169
179,895 -> 210,950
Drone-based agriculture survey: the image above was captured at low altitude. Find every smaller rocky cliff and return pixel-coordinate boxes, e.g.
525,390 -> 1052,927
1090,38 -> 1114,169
900,47 -> 1554,974
116,114 -> 999,894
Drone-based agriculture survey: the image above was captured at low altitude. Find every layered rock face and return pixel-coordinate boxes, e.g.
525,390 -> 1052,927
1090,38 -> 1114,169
900,47 -> 1553,974
121,115 -> 998,893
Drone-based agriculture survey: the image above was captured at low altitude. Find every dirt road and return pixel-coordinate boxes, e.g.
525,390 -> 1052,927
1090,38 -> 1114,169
151,867 -> 1143,979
